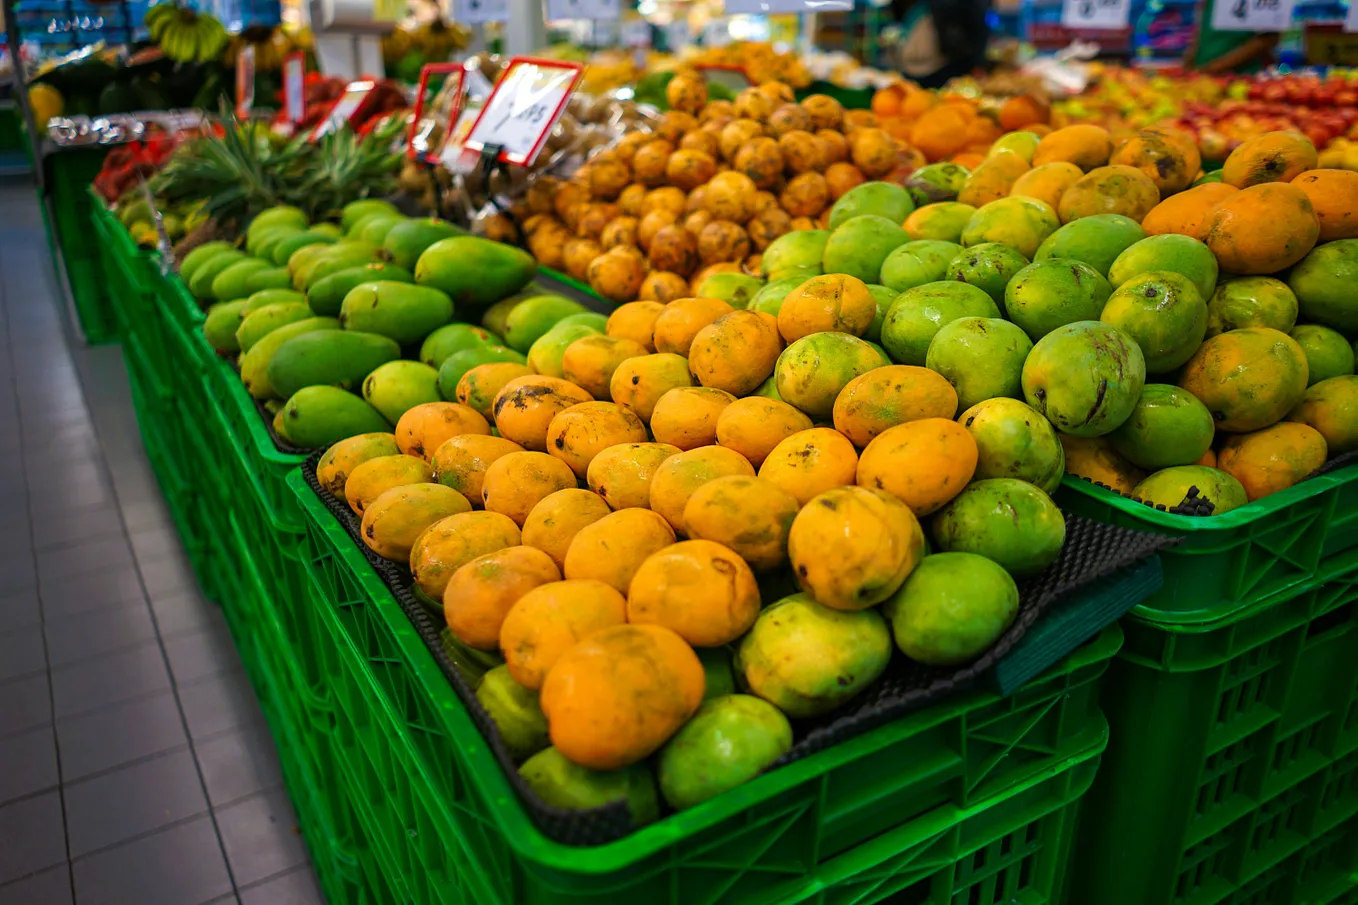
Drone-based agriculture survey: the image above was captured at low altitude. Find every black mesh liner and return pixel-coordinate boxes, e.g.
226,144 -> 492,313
1072,446 -> 1358,515
302,453 -> 1177,846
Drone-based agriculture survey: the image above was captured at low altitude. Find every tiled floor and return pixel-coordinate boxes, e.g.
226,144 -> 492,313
0,179 -> 326,904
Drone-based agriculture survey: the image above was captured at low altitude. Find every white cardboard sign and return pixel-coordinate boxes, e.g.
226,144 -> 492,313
1060,0 -> 1131,30
1209,0 -> 1294,33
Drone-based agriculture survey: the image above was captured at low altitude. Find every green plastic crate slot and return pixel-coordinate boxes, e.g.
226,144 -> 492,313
288,468 -> 1120,905
1057,469 -> 1358,625
1071,553 -> 1358,905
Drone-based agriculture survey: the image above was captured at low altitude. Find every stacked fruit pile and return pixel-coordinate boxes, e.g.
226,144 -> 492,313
516,74 -> 914,305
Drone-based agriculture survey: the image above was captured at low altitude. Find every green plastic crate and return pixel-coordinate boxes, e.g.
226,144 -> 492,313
1070,553 -> 1358,905
288,468 -> 1120,905
1057,470 -> 1358,624
43,149 -> 118,343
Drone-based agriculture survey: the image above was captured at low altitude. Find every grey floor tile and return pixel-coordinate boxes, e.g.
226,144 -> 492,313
239,864 -> 323,905
0,673 -> 52,737
215,789 -> 307,888
128,527 -> 181,563
0,626 -> 46,683
57,689 -> 188,782
138,553 -> 198,599
0,557 -> 36,593
0,864 -> 72,905
164,626 -> 243,686
118,498 -> 173,533
31,504 -> 126,552
0,725 -> 58,805
64,748 -> 208,858
44,601 -> 157,668
150,589 -> 224,640
0,791 -> 66,884
50,640 -> 170,719
196,724 -> 285,809
40,567 -> 145,619
36,535 -> 134,583
71,815 -> 232,905
0,589 -> 41,635
177,673 -> 266,742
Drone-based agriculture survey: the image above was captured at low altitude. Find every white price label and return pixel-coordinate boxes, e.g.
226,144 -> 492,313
1060,0 -> 1131,30
545,0 -> 620,20
724,0 -> 849,13
283,53 -> 306,124
456,0 -> 509,23
622,18 -> 651,46
1345,0 -> 1358,32
235,45 -> 256,119
463,60 -> 581,166
1210,0 -> 1294,33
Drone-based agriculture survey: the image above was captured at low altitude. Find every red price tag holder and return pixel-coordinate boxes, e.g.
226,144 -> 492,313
283,52 -> 307,125
409,63 -> 466,162
309,79 -> 378,142
235,45 -> 256,119
460,57 -> 584,167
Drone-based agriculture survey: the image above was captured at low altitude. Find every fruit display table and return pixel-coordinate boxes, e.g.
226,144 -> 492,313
82,188 -> 1172,905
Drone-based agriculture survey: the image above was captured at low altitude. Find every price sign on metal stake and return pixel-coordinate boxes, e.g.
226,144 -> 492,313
235,45 -> 256,119
283,52 -> 307,124
1210,0 -> 1294,32
1061,0 -> 1131,30
409,63 -> 466,161
461,57 -> 584,166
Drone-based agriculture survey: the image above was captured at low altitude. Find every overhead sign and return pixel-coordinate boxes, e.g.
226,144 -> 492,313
455,0 -> 510,24
1060,0 -> 1131,30
544,0 -> 620,20
1210,0 -> 1294,33
723,0 -> 850,13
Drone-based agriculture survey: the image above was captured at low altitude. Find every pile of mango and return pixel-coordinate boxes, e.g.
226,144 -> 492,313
190,200 -> 541,448
514,74 -> 914,307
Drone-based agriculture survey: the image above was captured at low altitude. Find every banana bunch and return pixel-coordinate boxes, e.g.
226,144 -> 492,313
147,4 -> 229,64
222,26 -> 295,71
411,19 -> 470,62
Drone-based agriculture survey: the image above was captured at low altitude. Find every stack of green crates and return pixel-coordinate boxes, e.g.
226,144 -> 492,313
287,468 -> 1127,905
1060,474 -> 1358,905
44,149 -> 119,343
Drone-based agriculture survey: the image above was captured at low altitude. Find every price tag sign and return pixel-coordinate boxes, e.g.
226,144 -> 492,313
1345,0 -> 1358,32
409,63 -> 465,160
235,45 -> 256,119
545,0 -> 621,21
461,57 -> 584,166
455,0 -> 509,24
1061,0 -> 1131,30
1210,0 -> 1294,33
724,0 -> 848,13
309,80 -> 377,141
283,52 -> 306,124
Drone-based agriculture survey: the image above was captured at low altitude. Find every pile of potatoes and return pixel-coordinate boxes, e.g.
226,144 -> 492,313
513,72 -> 921,304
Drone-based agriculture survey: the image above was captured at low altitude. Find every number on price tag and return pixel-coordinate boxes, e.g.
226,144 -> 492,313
462,57 -> 584,166
235,45 -> 256,119
1061,0 -> 1131,30
283,52 -> 306,125
455,0 -> 509,24
1210,0 -> 1294,33
410,63 -> 466,161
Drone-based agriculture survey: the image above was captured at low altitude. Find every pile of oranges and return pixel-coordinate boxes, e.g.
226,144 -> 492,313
869,82 -> 1052,167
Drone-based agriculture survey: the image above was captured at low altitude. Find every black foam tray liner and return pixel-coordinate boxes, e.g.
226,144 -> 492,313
302,454 -> 1178,847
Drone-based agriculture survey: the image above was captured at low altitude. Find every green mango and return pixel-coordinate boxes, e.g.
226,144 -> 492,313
886,553 -> 1018,665
247,205 -> 307,239
525,325 -> 599,379
822,215 -> 909,284
340,281 -> 455,346
272,230 -> 338,267
203,301 -> 249,354
358,215 -> 407,246
931,477 -> 1065,577
280,385 -> 392,448
253,227 -> 305,262
419,323 -> 501,369
518,747 -> 659,826
243,288 -> 306,314
267,330 -> 402,400
188,250 -> 246,299
695,273 -> 765,309
761,230 -> 828,280
362,360 -> 442,423
437,346 -> 528,400
658,695 -> 791,811
556,311 -> 609,333
383,218 -> 459,270
244,266 -> 294,294
236,303 -> 313,353
828,181 -> 914,230
212,258 -> 275,301
475,665 -> 549,764
307,263 -> 414,317
301,246 -> 385,292
178,241 -> 234,283
504,295 -> 588,352
341,198 -> 399,232
481,295 -> 525,338
415,236 -> 537,309
240,317 -> 341,399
